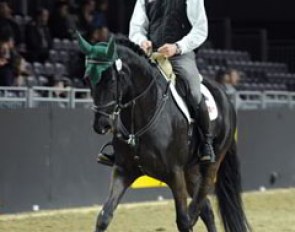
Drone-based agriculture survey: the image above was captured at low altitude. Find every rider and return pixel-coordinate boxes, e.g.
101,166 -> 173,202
97,0 -> 215,164
130,0 -> 215,163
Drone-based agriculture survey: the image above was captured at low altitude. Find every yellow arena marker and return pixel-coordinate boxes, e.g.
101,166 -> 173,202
132,176 -> 167,189
235,127 -> 238,141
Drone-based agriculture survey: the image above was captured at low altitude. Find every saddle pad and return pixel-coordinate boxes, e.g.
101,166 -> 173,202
200,84 -> 218,121
169,82 -> 218,122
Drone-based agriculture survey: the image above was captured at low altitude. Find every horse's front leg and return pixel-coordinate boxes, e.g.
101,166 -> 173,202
169,169 -> 192,232
95,166 -> 136,232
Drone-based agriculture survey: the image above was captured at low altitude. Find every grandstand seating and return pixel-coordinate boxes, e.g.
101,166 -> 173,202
198,49 -> 294,91
20,39 -> 295,92
11,14 -> 295,92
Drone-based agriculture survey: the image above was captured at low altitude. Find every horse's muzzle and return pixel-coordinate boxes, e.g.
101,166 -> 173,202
93,119 -> 112,135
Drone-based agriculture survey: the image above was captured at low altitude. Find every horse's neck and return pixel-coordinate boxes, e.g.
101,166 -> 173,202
121,69 -> 161,132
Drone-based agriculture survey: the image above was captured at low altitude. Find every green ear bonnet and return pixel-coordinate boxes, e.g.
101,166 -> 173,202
77,32 -> 118,85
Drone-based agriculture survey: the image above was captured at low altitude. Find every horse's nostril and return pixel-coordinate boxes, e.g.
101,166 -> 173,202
93,121 -> 112,135
105,124 -> 111,130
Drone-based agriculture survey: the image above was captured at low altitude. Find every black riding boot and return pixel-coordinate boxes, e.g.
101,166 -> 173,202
194,97 -> 216,163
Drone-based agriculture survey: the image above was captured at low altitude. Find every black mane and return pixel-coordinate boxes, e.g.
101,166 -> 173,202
114,35 -> 168,90
114,35 -> 161,79
115,34 -> 150,60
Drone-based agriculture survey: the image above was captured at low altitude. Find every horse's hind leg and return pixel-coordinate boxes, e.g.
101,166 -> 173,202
200,198 -> 217,232
185,163 -> 219,229
185,166 -> 217,231
169,169 -> 192,232
95,166 -> 137,232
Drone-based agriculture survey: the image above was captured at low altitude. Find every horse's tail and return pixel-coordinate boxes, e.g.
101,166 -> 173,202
215,140 -> 251,232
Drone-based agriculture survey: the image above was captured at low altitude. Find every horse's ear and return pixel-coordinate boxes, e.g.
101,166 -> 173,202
92,45 -> 108,57
76,31 -> 93,55
106,36 -> 116,59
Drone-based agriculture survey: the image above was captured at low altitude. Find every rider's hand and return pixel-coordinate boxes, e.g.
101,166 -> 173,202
140,40 -> 153,54
158,43 -> 178,58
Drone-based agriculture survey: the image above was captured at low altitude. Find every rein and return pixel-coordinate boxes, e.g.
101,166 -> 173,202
117,83 -> 170,146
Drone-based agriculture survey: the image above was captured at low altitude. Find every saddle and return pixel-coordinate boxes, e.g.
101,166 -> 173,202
150,53 -> 218,122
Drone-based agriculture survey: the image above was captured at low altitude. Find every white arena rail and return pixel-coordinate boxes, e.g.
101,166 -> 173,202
0,86 -> 295,110
0,87 -> 29,109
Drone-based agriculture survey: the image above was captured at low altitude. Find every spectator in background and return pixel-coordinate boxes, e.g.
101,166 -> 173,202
215,68 -> 242,108
0,38 -> 14,86
86,25 -> 109,43
215,69 -> 229,89
0,35 -> 28,86
0,1 -> 21,45
216,69 -> 229,88
92,0 -> 108,28
77,0 -> 96,34
51,76 -> 69,98
25,8 -> 52,62
228,69 -> 241,87
50,1 -> 76,39
215,68 -> 241,95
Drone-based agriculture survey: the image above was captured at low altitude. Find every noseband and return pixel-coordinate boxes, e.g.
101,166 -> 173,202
91,100 -> 117,118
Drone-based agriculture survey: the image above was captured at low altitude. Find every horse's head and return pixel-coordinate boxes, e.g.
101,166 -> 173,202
77,33 -> 130,134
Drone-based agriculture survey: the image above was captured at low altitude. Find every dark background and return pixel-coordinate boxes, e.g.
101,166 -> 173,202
206,0 -> 294,22
205,0 -> 295,40
7,0 -> 295,38
1,108 -> 294,213
106,0 -> 295,38
105,0 -> 295,69
6,0 -> 295,69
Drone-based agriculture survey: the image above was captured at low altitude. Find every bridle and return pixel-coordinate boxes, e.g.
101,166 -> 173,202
89,57 -> 169,146
90,58 -> 157,120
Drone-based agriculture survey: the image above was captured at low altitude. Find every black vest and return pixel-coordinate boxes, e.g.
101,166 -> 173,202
145,0 -> 192,49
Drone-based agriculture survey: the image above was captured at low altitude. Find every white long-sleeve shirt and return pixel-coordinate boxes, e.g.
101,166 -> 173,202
129,0 -> 208,54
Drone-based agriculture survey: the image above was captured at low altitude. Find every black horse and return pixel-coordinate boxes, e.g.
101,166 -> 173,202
78,34 -> 251,232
